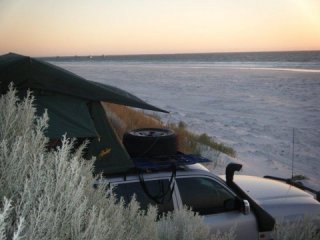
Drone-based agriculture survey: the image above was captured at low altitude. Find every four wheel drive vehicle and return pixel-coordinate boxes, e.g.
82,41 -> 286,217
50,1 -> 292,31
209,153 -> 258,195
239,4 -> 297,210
96,163 -> 320,239
96,128 -> 320,239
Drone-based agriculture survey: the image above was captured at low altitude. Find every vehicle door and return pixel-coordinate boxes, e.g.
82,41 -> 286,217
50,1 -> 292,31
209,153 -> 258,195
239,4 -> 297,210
111,176 -> 178,216
175,175 -> 259,239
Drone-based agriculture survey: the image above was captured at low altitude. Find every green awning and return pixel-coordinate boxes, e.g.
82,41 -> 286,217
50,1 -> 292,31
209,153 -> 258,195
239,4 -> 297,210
0,52 -> 166,175
34,94 -> 98,139
0,53 -> 168,113
87,102 -> 134,175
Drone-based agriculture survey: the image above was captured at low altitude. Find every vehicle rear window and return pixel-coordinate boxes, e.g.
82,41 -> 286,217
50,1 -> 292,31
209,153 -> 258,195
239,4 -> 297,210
177,177 -> 235,215
113,179 -> 174,215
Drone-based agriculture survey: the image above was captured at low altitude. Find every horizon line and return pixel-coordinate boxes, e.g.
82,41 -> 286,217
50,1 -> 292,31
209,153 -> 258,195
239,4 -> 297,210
36,49 -> 320,59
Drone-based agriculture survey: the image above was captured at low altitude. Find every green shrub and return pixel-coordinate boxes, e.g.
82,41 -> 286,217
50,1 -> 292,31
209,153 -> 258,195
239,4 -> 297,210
0,87 -> 158,240
273,216 -> 320,240
0,86 -> 234,240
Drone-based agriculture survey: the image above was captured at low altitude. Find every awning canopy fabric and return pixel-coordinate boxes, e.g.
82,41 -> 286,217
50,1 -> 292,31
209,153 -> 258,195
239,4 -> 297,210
34,94 -> 98,139
0,53 -> 168,113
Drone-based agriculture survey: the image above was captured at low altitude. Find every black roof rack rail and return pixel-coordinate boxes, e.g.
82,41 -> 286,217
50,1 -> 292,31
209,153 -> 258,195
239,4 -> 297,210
264,175 -> 320,202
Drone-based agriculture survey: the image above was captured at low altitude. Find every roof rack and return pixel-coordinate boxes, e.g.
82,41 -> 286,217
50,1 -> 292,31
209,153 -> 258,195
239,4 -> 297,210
132,152 -> 211,171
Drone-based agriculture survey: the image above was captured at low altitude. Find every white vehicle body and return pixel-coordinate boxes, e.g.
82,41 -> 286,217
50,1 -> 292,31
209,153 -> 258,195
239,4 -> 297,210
96,164 -> 320,240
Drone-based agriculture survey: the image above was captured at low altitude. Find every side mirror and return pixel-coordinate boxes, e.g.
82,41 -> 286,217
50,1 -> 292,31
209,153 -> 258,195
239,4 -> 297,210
241,199 -> 250,215
224,198 -> 250,214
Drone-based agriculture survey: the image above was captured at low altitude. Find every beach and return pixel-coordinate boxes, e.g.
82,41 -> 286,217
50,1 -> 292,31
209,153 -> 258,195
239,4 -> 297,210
51,52 -> 320,188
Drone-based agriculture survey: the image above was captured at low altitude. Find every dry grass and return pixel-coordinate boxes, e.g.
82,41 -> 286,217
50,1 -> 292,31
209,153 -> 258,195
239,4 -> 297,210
103,103 -> 163,136
169,123 -> 236,157
102,103 -> 236,157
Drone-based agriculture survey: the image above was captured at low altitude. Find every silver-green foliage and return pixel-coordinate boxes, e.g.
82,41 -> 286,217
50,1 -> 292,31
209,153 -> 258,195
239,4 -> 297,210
157,206 -> 236,240
273,216 -> 320,240
157,206 -> 209,240
0,87 -> 158,240
0,87 -> 223,240
0,198 -> 24,240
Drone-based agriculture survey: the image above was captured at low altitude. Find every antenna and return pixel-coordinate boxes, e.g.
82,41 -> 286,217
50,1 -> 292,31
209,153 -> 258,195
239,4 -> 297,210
291,128 -> 295,180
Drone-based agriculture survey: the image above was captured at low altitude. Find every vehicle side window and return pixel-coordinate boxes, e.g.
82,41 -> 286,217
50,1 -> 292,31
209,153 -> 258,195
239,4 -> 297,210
176,177 -> 235,215
113,180 -> 174,215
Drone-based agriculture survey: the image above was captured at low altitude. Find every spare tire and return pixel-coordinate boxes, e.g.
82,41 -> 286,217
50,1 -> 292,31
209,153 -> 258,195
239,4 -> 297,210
123,128 -> 177,158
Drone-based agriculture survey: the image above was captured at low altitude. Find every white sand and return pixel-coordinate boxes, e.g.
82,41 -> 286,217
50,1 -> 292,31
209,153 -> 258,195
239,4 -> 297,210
54,61 -> 320,189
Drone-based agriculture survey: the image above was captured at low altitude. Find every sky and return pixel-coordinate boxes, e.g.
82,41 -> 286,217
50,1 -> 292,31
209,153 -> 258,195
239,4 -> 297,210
0,0 -> 320,57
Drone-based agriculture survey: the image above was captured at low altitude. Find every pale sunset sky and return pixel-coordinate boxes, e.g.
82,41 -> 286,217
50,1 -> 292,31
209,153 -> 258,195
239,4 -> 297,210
0,0 -> 319,57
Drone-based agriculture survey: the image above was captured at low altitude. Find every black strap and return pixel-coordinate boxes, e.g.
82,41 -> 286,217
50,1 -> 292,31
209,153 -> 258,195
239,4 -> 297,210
138,166 -> 176,204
